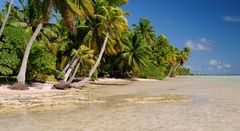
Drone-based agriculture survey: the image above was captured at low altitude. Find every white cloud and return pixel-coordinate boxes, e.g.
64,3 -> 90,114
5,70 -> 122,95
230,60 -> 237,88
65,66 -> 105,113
183,65 -> 202,71
223,63 -> 231,68
209,59 -> 231,69
183,65 -> 193,70
209,59 -> 220,66
223,16 -> 240,22
184,38 -> 213,51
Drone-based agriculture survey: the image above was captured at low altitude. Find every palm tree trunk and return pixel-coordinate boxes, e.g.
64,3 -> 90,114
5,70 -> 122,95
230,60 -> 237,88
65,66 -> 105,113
89,32 -> 109,77
55,56 -> 77,80
53,57 -> 79,89
0,0 -> 14,38
17,23 -> 43,84
70,32 -> 109,88
62,56 -> 76,73
167,65 -> 174,77
170,63 -> 180,77
64,57 -> 79,81
173,63 -> 180,72
67,61 -> 80,83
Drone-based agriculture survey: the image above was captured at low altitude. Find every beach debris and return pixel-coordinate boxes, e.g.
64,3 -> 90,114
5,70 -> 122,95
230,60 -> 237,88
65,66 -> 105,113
53,81 -> 70,90
8,83 -> 28,90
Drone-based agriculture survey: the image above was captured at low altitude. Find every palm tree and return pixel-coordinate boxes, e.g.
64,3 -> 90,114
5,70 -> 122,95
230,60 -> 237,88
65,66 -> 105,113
4,3 -> 71,76
65,45 -> 95,83
16,0 -> 53,88
182,47 -> 191,62
133,18 -> 156,45
54,45 -> 95,89
82,0 -> 129,55
170,47 -> 191,77
152,34 -> 174,76
0,0 -> 14,38
151,35 -> 168,70
70,33 -> 109,88
166,48 -> 179,77
15,0 -> 93,88
168,48 -> 179,77
54,0 -> 96,83
178,47 -> 191,68
71,45 -> 95,79
70,3 -> 128,88
118,32 -> 150,77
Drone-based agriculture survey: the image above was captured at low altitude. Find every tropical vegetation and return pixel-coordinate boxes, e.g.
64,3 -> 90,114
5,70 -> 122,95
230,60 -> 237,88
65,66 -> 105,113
0,0 -> 191,90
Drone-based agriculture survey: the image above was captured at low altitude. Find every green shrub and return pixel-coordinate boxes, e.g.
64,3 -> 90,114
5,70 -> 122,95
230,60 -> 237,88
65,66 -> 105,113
138,63 -> 166,80
0,26 -> 30,75
0,26 -> 60,82
27,43 -> 60,81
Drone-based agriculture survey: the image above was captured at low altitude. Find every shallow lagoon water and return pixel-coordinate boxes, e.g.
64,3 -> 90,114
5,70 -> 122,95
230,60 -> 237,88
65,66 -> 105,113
0,76 -> 240,130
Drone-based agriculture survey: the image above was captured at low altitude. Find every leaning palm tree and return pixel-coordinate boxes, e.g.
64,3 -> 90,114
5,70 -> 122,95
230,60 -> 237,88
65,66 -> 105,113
14,0 -> 91,89
166,47 -> 178,77
70,5 -> 128,88
177,47 -> 191,69
170,47 -> 191,77
182,47 -> 191,62
54,0 -> 95,82
0,0 -> 14,38
69,45 -> 95,82
54,45 -> 95,89
15,0 -> 53,89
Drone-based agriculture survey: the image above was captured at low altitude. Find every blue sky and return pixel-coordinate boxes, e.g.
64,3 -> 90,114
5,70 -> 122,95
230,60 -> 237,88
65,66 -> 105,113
122,0 -> 240,74
1,0 -> 240,74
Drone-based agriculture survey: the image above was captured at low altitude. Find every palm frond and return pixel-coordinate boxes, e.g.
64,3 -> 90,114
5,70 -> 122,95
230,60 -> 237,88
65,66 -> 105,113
66,0 -> 87,20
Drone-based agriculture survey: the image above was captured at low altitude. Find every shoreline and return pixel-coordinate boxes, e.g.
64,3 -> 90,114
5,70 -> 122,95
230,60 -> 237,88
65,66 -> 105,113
0,77 -> 176,113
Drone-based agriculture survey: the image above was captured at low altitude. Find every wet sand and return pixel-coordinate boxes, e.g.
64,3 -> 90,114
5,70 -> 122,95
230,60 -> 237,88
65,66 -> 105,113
0,83 -> 104,113
0,76 -> 240,130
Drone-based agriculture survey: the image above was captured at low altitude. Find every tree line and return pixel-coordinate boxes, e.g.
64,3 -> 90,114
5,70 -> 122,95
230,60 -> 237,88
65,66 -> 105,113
0,0 -> 191,90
